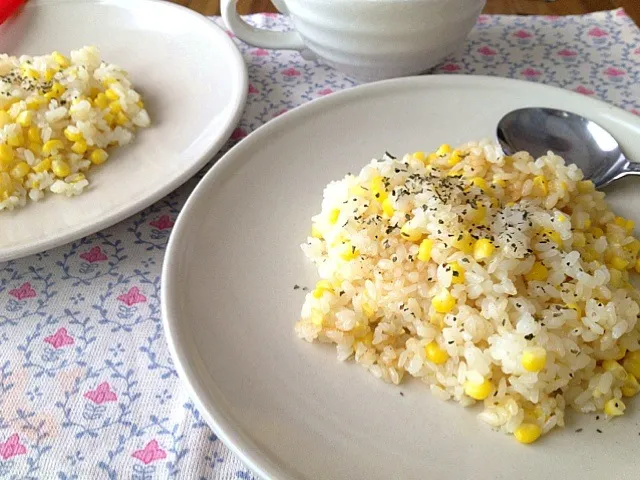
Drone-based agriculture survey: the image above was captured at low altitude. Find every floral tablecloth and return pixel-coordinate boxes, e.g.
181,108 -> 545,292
0,9 -> 638,480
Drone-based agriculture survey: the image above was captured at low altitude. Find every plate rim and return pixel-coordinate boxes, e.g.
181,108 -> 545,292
0,0 -> 248,262
161,74 -> 640,480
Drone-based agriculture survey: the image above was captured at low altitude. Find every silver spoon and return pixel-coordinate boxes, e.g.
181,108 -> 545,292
497,107 -> 639,189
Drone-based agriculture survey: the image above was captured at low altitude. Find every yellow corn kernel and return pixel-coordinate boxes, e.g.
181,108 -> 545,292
448,150 -> 463,166
9,161 -> 30,179
473,238 -> 495,261
71,140 -> 87,154
521,347 -> 547,372
609,268 -> 623,288
432,288 -> 456,314
361,302 -> 374,318
464,378 -> 493,400
339,243 -> 359,261
43,68 -> 56,82
0,144 -> 14,166
312,279 -> 333,298
51,158 -> 71,178
418,238 -> 434,262
452,232 -> 474,254
577,180 -> 594,194
449,262 -> 465,284
471,204 -> 486,224
311,223 -> 322,239
32,158 -> 51,173
604,398 -> 625,417
381,197 -> 394,218
582,218 -> 592,230
51,82 -> 66,97
103,112 -> 115,124
105,88 -> 119,101
572,231 -> 586,248
28,142 -> 42,156
26,96 -> 47,110
541,228 -> 562,245
0,110 -> 11,127
469,176 -> 488,191
622,373 -> 640,397
427,153 -> 438,163
412,151 -> 425,162
16,110 -> 32,127
109,100 -> 122,114
400,223 -> 423,242
25,126 -> 40,144
42,139 -> 64,155
531,175 -> 548,197
635,257 -> 640,274
136,99 -> 144,109
63,126 -> 83,142
310,309 -> 324,327
52,51 -> 70,68
492,178 -> 507,188
623,351 -> 640,378
7,133 -> 23,147
514,423 -> 542,444
425,342 -> 449,365
370,175 -> 387,202
602,359 -> 627,381
590,226 -> 604,239
436,144 -> 452,156
328,208 -> 340,225
525,261 -> 549,282
115,112 -> 128,126
610,256 -> 629,271
0,172 -> 14,197
94,93 -> 109,109
66,173 -> 85,183
625,219 -> 635,234
21,66 -> 39,79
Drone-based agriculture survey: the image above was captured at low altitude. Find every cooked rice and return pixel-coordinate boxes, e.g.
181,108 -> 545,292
296,139 -> 640,443
0,46 -> 150,210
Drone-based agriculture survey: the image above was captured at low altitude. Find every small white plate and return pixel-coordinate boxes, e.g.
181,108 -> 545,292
0,0 -> 247,261
162,76 -> 640,480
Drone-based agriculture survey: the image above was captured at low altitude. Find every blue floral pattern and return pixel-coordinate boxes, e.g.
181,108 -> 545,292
0,9 -> 637,478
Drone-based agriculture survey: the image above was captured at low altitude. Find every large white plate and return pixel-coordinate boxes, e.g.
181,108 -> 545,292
162,76 -> 640,480
0,0 -> 247,261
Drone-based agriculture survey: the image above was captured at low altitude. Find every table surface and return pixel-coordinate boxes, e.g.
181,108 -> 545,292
169,0 -> 640,25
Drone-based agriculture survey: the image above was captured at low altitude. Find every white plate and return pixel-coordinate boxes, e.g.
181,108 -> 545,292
162,76 -> 640,480
0,0 -> 247,261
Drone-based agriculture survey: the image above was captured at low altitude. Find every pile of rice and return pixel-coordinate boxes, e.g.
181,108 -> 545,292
0,46 -> 150,211
296,139 -> 640,444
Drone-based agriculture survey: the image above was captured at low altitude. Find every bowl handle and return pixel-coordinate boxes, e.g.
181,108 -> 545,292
221,0 -> 305,50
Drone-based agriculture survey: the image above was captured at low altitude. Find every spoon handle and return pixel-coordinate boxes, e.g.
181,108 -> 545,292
623,161 -> 640,175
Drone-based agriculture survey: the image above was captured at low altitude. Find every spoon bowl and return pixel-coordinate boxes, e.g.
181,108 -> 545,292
497,107 -> 640,188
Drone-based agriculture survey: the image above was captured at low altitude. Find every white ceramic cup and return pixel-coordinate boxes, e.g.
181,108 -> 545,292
222,0 -> 486,81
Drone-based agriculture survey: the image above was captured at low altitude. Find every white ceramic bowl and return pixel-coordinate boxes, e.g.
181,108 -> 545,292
223,0 -> 486,81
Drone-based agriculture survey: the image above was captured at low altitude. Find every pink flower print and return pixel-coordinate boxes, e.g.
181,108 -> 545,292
9,282 -> 36,300
149,215 -> 174,231
588,27 -> 608,38
264,12 -> 277,17
543,15 -> 559,21
521,68 -> 542,78
248,84 -> 259,95
318,88 -> 333,96
632,109 -> 640,116
79,246 -> 108,263
513,30 -> 532,39
225,30 -> 235,39
617,9 -> 628,17
440,63 -> 461,72
634,47 -> 640,55
273,108 -> 288,118
44,327 -> 75,349
230,127 -> 247,141
117,287 -> 147,307
574,86 -> 595,95
476,15 -> 489,24
477,46 -> 497,56
84,382 -> 118,404
0,434 -> 26,460
282,68 -> 301,77
252,48 -> 269,57
557,49 -> 577,57
588,27 -> 608,44
603,67 -> 626,82
132,440 -> 167,465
